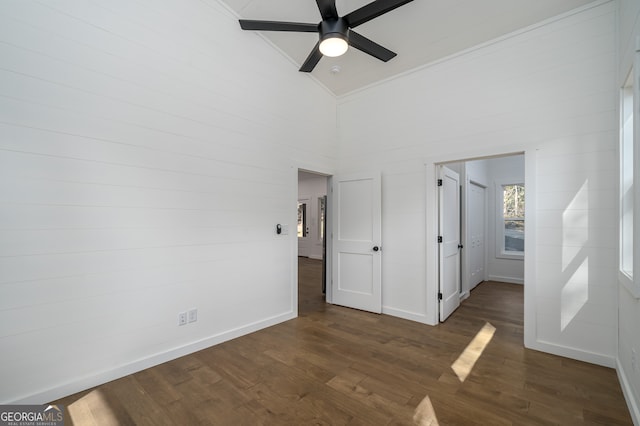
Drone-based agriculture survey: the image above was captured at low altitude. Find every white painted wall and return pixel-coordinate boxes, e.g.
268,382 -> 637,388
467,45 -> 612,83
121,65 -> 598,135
0,0 -> 336,404
465,159 -> 490,187
337,1 -> 617,366
298,172 -> 327,259
616,0 -> 640,422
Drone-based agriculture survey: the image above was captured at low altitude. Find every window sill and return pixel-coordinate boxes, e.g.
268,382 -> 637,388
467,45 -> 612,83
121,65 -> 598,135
496,251 -> 524,261
619,271 -> 640,299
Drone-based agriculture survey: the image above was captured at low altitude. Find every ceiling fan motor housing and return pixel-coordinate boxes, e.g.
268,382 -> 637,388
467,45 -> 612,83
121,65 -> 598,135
319,18 -> 349,43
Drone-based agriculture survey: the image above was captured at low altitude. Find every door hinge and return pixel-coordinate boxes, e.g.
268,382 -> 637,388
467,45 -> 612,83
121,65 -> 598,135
438,292 -> 443,300
437,236 -> 443,243
458,244 -> 464,249
437,179 -> 443,186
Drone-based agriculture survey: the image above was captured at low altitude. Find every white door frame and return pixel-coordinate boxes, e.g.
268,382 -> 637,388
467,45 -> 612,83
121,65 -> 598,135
294,167 -> 334,314
425,148 -> 535,350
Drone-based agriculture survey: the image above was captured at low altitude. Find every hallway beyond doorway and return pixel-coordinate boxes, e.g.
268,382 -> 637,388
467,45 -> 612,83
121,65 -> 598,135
298,257 -> 325,316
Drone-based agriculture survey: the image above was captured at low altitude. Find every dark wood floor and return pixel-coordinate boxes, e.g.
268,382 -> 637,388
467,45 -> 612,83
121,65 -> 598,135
54,257 -> 632,425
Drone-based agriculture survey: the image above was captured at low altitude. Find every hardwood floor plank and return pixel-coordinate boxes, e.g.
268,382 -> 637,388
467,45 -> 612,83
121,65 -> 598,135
302,384 -> 394,425
52,258 -> 632,425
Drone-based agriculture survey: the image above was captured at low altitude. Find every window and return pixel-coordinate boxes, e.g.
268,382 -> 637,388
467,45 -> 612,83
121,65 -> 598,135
619,64 -> 639,297
621,70 -> 634,279
497,183 -> 524,258
318,196 -> 326,239
297,201 -> 307,238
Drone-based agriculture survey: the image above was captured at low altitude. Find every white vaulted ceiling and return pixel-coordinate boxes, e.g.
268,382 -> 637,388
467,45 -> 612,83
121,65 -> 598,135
224,0 -> 600,95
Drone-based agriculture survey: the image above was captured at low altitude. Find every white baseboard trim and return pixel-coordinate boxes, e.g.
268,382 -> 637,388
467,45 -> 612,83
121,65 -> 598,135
617,357 -> 640,426
8,311 -> 296,405
308,255 -> 323,260
527,339 -> 615,368
382,306 -> 435,325
488,275 -> 524,285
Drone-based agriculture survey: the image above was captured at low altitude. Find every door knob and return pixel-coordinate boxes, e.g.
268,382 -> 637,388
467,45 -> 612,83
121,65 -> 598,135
373,246 -> 380,252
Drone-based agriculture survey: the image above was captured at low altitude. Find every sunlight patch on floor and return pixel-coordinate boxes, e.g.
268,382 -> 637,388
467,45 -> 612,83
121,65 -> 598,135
67,389 -> 118,426
451,322 -> 496,382
413,394 -> 439,426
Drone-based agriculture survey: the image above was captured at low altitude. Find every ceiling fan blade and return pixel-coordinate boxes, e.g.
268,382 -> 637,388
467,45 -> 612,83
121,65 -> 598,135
299,43 -> 323,72
315,0 -> 338,20
344,0 -> 414,28
239,20 -> 318,32
348,30 -> 396,62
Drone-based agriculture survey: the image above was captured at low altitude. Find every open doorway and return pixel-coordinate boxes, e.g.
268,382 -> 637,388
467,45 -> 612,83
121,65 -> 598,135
297,171 -> 329,315
437,153 -> 525,322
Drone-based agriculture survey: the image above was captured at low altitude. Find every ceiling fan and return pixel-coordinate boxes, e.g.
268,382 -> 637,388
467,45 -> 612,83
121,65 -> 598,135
239,0 -> 414,72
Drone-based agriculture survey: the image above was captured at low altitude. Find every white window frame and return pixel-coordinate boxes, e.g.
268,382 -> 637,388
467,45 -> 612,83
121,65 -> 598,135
297,198 -> 310,239
619,46 -> 640,298
318,196 -> 326,241
496,180 -> 525,260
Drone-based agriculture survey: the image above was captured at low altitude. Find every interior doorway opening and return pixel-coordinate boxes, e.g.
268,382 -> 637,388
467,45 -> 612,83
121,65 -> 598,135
437,153 -> 525,322
297,170 -> 329,315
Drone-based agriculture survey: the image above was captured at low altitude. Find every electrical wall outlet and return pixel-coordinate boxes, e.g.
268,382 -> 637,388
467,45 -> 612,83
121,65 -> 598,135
178,312 -> 187,326
188,308 -> 198,323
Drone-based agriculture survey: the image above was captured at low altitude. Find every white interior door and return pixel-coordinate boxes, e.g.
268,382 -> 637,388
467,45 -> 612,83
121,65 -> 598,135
439,166 -> 461,321
331,172 -> 382,313
469,182 -> 486,289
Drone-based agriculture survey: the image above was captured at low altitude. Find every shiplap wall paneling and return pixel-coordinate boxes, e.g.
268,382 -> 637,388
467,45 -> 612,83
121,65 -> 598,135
0,0 -> 336,403
336,2 -> 617,363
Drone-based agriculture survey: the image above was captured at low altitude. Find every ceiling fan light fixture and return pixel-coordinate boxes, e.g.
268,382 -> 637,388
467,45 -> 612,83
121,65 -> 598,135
319,35 -> 348,57
238,0 -> 414,72
318,18 -> 349,57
